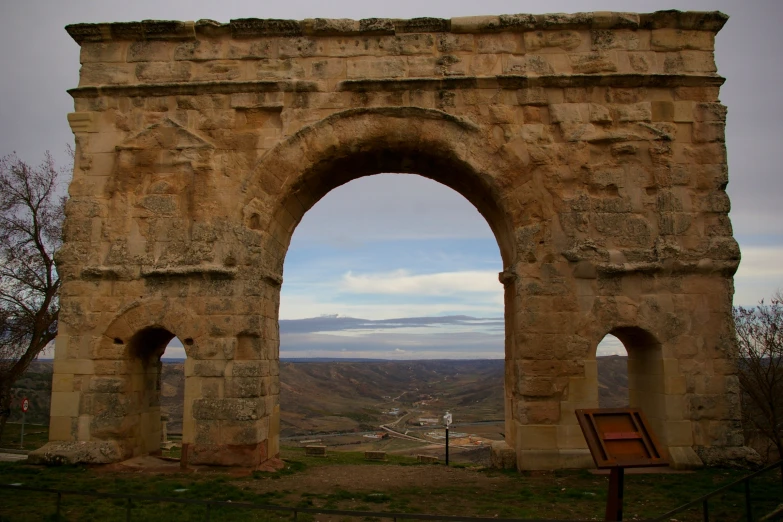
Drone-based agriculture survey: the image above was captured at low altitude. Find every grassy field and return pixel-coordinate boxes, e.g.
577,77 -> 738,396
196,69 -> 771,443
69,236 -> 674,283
0,447 -> 780,521
0,423 -> 49,452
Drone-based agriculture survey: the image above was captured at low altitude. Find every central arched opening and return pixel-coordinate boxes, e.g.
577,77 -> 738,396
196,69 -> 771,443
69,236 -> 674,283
247,108 -> 521,463
278,174 -> 506,461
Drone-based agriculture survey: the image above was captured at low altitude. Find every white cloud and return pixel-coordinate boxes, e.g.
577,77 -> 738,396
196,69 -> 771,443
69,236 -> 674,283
282,349 -> 503,360
596,335 -> 626,357
733,246 -> 783,306
341,269 -> 501,295
280,293 -> 502,320
735,247 -> 783,279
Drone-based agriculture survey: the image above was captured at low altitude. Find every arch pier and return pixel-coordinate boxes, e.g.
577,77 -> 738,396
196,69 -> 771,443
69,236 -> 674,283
32,10 -> 751,469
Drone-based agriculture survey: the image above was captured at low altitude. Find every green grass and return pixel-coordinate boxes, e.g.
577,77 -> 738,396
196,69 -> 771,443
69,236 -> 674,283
0,447 -> 780,522
0,423 -> 49,451
160,445 -> 181,459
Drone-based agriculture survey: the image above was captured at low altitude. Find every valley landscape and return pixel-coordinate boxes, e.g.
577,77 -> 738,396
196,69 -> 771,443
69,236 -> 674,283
6,357 -> 629,444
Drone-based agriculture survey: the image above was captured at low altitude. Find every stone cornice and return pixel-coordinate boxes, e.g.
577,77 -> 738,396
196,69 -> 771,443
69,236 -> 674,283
339,74 -> 726,92
141,265 -> 238,279
67,74 -> 724,99
67,80 -> 319,99
65,10 -> 728,44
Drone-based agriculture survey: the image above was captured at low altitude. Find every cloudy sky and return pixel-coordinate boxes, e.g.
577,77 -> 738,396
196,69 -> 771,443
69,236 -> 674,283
3,0 -> 781,360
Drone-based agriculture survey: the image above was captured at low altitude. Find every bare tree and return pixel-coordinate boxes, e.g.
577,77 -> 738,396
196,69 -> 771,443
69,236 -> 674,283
733,292 -> 783,461
0,152 -> 67,443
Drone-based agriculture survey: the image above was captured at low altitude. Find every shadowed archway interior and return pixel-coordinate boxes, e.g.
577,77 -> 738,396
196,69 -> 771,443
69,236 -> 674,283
127,327 -> 177,456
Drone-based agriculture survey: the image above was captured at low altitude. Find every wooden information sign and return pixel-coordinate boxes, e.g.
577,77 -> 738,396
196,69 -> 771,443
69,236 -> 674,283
575,408 -> 668,521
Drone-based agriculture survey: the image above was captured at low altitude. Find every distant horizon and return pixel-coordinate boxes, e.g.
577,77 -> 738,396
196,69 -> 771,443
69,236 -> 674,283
37,312 -> 627,361
32,355 -> 630,362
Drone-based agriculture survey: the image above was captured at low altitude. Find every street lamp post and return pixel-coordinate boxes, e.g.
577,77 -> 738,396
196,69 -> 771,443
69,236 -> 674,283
443,411 -> 452,465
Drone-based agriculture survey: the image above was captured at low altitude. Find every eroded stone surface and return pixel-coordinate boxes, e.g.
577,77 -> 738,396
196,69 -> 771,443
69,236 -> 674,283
28,441 -> 123,465
41,10 -> 747,471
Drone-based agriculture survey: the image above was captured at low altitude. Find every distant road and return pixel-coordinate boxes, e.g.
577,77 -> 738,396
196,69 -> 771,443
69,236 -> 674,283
449,420 -> 504,427
0,452 -> 27,463
379,425 -> 430,443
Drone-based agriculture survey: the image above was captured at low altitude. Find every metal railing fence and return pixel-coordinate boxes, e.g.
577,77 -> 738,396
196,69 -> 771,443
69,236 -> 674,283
1,460 -> 780,521
0,483 -> 598,522
650,459 -> 782,522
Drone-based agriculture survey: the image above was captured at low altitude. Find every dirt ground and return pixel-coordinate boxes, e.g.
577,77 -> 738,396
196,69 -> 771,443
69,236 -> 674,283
258,463 -> 509,494
7,452 -> 775,522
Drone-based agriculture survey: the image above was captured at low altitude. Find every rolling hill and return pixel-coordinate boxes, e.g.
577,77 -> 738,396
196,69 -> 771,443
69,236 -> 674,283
6,358 -> 629,438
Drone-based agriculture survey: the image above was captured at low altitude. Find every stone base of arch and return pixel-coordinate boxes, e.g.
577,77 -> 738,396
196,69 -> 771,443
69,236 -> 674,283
29,440 -> 124,466
187,442 -> 269,467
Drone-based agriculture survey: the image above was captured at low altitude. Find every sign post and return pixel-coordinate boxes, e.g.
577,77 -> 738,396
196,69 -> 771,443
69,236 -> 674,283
20,398 -> 29,449
575,408 -> 667,522
443,411 -> 452,466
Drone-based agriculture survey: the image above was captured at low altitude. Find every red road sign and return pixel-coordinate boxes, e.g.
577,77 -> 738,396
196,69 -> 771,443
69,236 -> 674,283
21,398 -> 29,413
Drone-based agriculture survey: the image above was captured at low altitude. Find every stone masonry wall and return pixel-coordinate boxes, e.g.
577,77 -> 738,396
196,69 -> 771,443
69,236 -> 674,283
30,10 -> 750,470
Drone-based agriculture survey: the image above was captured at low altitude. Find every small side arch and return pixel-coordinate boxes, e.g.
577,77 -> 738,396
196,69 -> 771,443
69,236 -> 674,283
595,325 -> 667,444
90,300 -> 204,458
100,300 -> 205,360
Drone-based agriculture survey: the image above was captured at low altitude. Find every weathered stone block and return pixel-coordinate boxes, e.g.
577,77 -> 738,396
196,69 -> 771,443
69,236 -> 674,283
504,55 -> 556,75
651,101 -> 674,121
693,103 -> 727,122
490,441 -> 516,469
135,62 -> 191,82
309,58 -> 347,79
614,102 -> 651,122
80,42 -> 128,63
395,34 -> 435,55
664,51 -> 717,73
668,446 -> 704,470
192,398 -> 265,421
79,63 -> 134,85
48,416 -> 76,442
550,103 -> 587,123
305,445 -> 326,456
53,359 -> 95,376
437,33 -> 473,52
51,392 -> 82,418
195,61 -> 244,81
193,360 -> 226,377
227,40 -> 276,60
525,31 -> 582,52
516,87 -> 548,106
588,103 -> 612,123
174,40 -> 225,61
477,33 -> 519,53
88,377 -> 127,393
364,451 -> 386,461
225,377 -> 263,398
416,454 -> 438,464
591,29 -> 642,50
569,52 -> 618,73
127,41 -> 175,62
347,57 -> 406,78
29,441 -> 124,465
651,29 -> 714,51
693,122 -> 725,143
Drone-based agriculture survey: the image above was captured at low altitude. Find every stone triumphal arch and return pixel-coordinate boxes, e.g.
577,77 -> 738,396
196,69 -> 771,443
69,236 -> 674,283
33,10 -> 746,470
